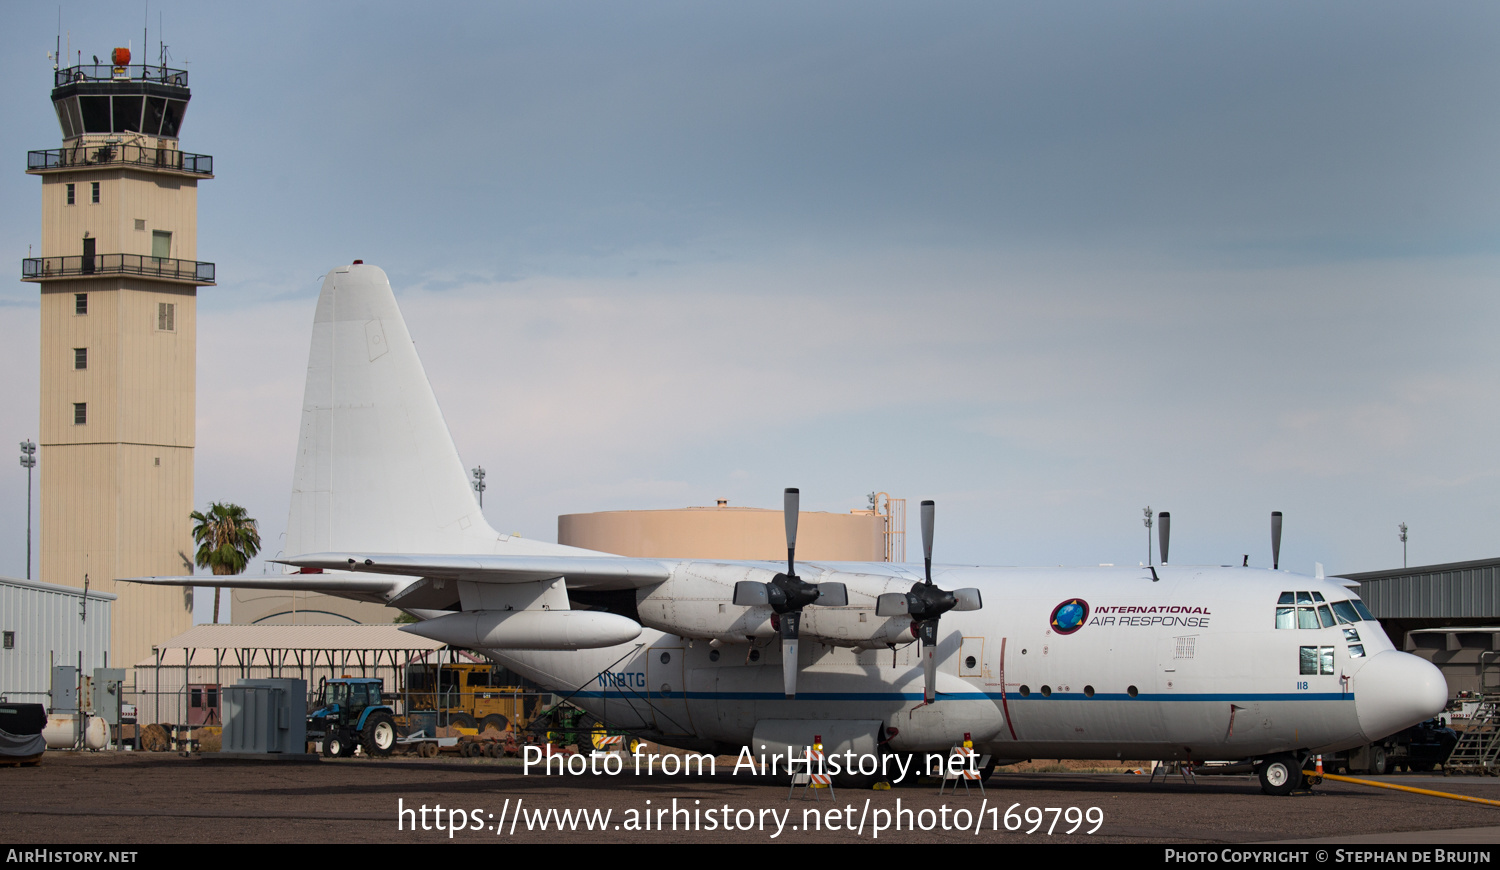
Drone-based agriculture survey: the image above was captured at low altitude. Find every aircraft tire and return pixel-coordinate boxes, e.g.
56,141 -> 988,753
1258,754 -> 1303,796
362,711 -> 396,757
1367,745 -> 1387,775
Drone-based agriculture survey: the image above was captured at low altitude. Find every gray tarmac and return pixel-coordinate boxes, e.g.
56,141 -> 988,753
4,752 -> 1499,844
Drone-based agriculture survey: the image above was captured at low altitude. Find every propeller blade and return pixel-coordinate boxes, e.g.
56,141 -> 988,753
1271,511 -> 1283,570
733,581 -> 769,607
781,610 -> 801,698
815,582 -> 847,607
1159,511 -> 1170,565
876,592 -> 909,617
917,619 -> 938,703
952,588 -> 982,612
920,500 -> 935,584
784,488 -> 800,574
923,646 -> 937,704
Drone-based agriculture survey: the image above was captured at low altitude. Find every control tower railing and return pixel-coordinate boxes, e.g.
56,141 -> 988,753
22,254 -> 215,285
28,145 -> 212,176
55,64 -> 188,88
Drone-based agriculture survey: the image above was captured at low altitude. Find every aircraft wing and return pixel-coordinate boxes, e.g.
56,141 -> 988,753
279,552 -> 674,591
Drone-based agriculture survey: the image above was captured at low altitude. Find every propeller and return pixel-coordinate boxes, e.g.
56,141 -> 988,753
1158,511 -> 1170,565
874,500 -> 982,704
731,488 -> 847,699
1271,511 -> 1282,570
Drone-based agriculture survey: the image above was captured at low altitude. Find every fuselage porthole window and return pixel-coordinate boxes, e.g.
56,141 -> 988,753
1127,685 -> 1139,698
1018,685 -> 1031,697
1040,685 -> 1052,697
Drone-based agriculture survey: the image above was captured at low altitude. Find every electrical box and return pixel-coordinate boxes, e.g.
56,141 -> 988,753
223,679 -> 307,754
92,669 -> 127,725
50,666 -> 77,713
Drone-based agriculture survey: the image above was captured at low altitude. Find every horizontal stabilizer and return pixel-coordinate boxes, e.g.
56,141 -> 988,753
279,553 -> 673,590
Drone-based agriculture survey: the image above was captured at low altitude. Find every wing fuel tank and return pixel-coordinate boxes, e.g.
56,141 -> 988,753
401,610 -> 642,650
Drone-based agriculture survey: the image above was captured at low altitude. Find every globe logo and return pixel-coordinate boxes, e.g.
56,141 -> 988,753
1050,598 -> 1089,635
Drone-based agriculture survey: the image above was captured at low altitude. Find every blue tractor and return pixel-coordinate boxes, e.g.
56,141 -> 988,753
307,676 -> 397,758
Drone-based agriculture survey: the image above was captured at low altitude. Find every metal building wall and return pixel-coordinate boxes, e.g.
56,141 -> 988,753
0,575 -> 114,702
1341,558 -> 1500,620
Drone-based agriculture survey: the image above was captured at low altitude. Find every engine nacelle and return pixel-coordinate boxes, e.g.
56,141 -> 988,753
636,562 -> 918,648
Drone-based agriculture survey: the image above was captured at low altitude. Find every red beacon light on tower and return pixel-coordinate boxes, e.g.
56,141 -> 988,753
111,47 -> 131,77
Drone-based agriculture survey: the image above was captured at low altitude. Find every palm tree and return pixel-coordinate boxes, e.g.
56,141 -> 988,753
190,502 -> 262,624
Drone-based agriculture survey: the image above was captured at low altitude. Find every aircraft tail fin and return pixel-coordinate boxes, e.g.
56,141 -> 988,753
285,263 -> 522,558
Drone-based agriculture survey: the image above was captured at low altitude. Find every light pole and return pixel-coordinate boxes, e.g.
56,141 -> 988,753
1399,522 -> 1408,569
1143,506 -> 1154,566
19,440 -> 35,580
472,465 -> 486,508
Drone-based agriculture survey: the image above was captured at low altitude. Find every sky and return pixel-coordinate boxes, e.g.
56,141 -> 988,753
3,3 -> 1499,622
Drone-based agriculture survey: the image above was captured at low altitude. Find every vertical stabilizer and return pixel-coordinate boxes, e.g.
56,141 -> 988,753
286,264 -> 568,559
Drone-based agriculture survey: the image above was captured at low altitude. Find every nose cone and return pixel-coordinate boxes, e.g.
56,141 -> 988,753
1355,651 -> 1448,742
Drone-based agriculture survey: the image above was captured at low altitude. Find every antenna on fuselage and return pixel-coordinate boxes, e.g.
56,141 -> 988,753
1271,511 -> 1283,570
1158,511 -> 1170,564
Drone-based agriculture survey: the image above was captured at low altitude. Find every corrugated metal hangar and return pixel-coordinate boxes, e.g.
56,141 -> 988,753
1338,557 -> 1500,697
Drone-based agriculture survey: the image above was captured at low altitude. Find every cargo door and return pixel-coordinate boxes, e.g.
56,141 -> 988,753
647,646 -> 694,736
959,637 -> 985,678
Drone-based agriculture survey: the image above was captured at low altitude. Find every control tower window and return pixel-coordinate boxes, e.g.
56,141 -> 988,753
74,348 -> 87,370
91,182 -> 100,204
111,95 -> 143,134
144,97 -> 168,136
158,302 -> 175,332
75,294 -> 88,315
79,96 -> 110,133
73,403 -> 87,426
159,100 -> 186,138
66,183 -> 75,205
152,231 -> 172,260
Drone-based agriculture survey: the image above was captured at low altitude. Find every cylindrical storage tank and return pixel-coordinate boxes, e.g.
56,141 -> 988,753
559,504 -> 885,561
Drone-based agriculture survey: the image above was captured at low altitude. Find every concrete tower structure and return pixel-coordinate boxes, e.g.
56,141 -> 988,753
22,49 -> 214,670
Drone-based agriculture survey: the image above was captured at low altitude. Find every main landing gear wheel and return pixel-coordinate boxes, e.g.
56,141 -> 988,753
363,711 -> 396,758
1258,753 -> 1304,796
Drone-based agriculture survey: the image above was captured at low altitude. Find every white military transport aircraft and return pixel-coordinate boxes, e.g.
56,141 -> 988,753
130,263 -> 1447,795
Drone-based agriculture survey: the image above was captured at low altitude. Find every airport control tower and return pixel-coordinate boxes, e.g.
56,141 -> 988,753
22,47 -> 214,670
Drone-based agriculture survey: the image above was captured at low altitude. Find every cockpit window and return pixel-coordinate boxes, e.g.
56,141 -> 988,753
1298,607 -> 1320,629
1276,606 -> 1295,629
1295,591 -> 1313,605
1331,600 -> 1360,625
1351,599 -> 1376,621
1311,591 -> 1326,602
1317,605 -> 1335,628
1278,592 -> 1295,605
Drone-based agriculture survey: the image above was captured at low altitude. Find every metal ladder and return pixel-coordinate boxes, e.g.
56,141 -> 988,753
1445,695 -> 1500,775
